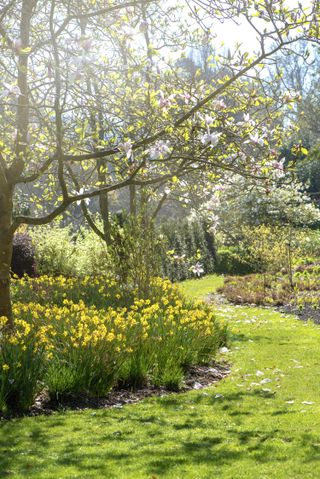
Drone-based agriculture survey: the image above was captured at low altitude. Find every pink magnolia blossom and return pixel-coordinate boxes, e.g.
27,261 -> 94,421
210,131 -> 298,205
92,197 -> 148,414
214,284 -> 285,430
158,90 -> 175,109
213,99 -> 226,110
249,133 -> 265,146
205,114 -> 214,125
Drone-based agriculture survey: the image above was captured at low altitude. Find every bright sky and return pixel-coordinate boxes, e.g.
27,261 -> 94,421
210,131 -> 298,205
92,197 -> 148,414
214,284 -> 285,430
213,20 -> 259,51
211,0 -> 313,52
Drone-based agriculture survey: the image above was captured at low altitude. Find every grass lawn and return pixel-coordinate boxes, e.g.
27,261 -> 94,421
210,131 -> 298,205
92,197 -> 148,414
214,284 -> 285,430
2,276 -> 320,478
180,274 -> 225,300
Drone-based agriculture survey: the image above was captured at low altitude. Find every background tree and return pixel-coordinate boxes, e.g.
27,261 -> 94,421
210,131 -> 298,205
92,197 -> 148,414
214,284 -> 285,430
0,0 -> 318,324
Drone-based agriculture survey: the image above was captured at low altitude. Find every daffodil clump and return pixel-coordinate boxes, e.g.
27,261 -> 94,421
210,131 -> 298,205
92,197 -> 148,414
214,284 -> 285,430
1,277 -> 227,412
12,275 -> 131,309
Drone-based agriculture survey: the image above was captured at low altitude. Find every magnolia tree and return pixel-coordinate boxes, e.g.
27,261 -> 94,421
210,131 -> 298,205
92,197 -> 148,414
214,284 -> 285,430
0,0 -> 319,324
197,161 -> 320,240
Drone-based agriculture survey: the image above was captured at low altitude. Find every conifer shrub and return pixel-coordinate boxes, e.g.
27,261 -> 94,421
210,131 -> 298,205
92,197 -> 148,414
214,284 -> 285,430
11,232 -> 36,278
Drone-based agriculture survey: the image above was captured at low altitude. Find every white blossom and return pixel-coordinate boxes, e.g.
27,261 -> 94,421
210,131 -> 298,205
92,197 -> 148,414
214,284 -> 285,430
1,82 -> 21,97
76,187 -> 90,206
149,140 -> 171,159
119,140 -> 133,159
249,133 -> 265,146
190,262 -> 204,278
201,131 -> 222,147
219,347 -> 229,354
183,92 -> 191,104
205,114 -> 214,125
12,38 -> 22,55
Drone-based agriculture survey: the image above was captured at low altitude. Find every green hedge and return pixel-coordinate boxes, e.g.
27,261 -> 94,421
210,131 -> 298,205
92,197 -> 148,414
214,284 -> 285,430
216,247 -> 255,275
160,218 -> 216,282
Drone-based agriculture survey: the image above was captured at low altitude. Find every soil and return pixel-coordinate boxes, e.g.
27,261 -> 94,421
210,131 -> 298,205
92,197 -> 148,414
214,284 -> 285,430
0,362 -> 230,421
281,304 -> 320,324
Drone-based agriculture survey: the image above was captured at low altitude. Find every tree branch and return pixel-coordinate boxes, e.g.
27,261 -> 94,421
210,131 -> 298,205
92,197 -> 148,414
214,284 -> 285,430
63,37 -> 303,163
13,159 -> 188,229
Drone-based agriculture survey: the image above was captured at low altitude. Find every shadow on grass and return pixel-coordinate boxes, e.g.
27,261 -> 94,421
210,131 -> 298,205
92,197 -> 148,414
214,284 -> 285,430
230,331 -> 274,345
0,390 -> 317,478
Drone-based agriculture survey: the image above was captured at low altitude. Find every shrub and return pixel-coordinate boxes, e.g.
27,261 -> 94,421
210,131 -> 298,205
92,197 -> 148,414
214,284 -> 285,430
108,213 -> 165,296
28,217 -> 216,285
75,227 -> 111,276
30,224 -> 78,276
160,218 -> 216,282
298,230 -> 320,260
220,274 -> 293,306
220,266 -> 320,311
30,223 -> 111,277
11,232 -> 36,278
216,247 -> 255,275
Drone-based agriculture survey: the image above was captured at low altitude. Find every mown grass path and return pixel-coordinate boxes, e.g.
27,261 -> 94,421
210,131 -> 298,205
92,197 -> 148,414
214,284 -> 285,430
2,276 -> 320,478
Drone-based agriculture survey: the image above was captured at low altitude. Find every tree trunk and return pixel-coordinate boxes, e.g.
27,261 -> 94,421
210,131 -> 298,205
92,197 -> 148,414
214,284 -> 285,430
0,186 -> 14,326
129,184 -> 137,216
99,191 -> 111,243
97,158 -> 111,244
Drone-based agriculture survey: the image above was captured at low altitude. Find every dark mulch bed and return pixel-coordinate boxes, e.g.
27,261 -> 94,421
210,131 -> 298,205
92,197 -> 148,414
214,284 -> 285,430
0,362 -> 230,421
281,304 -> 320,324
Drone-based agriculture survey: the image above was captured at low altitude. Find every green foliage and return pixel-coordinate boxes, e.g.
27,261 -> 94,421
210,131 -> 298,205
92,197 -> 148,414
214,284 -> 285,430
297,151 -> 320,196
298,229 -> 320,260
216,247 -> 255,275
30,224 -> 111,277
160,218 -> 216,282
235,225 -> 304,277
30,224 -> 78,276
4,282 -> 320,479
153,358 -> 184,391
2,276 -> 226,411
239,225 -> 290,274
108,213 -> 165,297
0,321 -> 45,412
